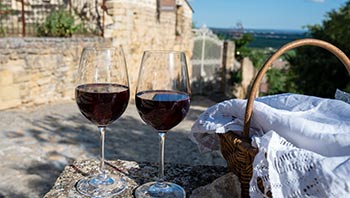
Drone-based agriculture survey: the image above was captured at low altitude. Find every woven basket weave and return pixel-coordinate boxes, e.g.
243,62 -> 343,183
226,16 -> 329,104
218,38 -> 350,197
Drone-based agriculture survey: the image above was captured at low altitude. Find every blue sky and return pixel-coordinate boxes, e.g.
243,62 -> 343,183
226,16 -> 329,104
189,0 -> 348,30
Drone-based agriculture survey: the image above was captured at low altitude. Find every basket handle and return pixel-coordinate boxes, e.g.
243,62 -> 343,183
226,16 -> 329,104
243,38 -> 350,138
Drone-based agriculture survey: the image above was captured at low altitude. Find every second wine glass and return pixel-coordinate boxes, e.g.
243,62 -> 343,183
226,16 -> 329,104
75,47 -> 129,197
134,50 -> 191,198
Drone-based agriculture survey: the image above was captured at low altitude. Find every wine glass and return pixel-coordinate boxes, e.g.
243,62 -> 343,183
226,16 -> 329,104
134,51 -> 191,198
75,47 -> 129,197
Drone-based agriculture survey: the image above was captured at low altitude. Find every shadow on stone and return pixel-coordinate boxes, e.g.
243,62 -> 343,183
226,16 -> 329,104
0,191 -> 28,198
3,97 -> 226,197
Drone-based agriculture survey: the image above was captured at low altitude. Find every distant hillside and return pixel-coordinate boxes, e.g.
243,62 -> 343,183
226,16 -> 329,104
210,27 -> 308,49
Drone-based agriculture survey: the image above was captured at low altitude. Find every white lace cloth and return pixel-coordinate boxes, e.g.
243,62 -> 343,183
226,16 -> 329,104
190,93 -> 350,197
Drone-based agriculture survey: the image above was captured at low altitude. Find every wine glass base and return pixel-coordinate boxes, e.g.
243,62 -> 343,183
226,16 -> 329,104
135,181 -> 185,198
76,174 -> 127,198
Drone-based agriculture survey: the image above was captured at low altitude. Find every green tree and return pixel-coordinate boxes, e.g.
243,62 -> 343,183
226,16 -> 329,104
234,33 -> 254,60
286,1 -> 350,98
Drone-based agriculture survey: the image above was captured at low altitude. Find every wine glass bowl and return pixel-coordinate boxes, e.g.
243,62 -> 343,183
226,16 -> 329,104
74,47 -> 129,197
75,83 -> 129,126
134,50 -> 191,198
135,90 -> 190,131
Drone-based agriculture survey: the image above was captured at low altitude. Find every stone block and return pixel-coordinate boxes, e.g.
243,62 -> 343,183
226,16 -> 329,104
0,70 -> 14,85
0,55 -> 8,64
0,99 -> 21,110
190,172 -> 241,198
9,52 -> 19,60
33,96 -> 47,105
0,84 -> 20,101
62,90 -> 74,100
108,7 -> 126,16
241,57 -> 255,88
36,77 -> 52,86
0,59 -> 31,84
26,54 -> 58,70
13,71 -> 31,83
19,84 -> 30,98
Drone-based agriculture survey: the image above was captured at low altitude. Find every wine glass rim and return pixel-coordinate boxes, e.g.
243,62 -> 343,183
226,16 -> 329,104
143,50 -> 185,54
83,47 -> 123,51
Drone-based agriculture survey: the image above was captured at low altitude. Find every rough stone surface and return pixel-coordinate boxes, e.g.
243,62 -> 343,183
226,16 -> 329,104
190,172 -> 241,198
0,38 -> 113,110
241,57 -> 255,97
0,36 -> 194,110
0,96 -> 229,198
44,159 -> 228,198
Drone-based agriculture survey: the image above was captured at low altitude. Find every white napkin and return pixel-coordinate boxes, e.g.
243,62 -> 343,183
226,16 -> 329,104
190,93 -> 350,197
335,89 -> 350,104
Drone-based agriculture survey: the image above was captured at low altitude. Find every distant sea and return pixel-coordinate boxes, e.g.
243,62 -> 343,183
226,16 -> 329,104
210,27 -> 308,49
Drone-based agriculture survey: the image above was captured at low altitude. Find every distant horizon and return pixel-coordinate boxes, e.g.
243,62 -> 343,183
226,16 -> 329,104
208,26 -> 309,49
189,0 -> 348,31
204,26 -> 308,33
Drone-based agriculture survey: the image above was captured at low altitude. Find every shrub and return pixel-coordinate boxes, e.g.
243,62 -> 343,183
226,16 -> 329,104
0,26 -> 6,37
37,10 -> 82,37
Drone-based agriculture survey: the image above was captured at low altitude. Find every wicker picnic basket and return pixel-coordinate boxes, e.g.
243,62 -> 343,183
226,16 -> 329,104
218,38 -> 350,197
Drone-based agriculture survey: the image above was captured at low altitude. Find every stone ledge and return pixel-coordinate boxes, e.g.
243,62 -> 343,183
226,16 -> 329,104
44,159 -> 235,198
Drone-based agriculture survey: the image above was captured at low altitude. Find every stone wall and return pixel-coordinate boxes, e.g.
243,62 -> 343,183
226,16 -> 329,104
0,38 -> 112,110
0,0 -> 194,110
104,0 -> 193,97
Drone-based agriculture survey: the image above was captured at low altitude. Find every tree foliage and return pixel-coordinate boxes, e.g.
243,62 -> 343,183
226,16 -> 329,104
37,10 -> 82,37
285,1 -> 350,98
234,33 -> 254,60
0,2 -> 12,36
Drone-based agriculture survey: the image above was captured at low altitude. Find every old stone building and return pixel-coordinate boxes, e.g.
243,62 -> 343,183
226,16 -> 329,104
103,0 -> 194,96
0,0 -> 194,110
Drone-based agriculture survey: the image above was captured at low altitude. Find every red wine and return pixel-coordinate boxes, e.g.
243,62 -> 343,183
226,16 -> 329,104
135,90 -> 190,131
76,83 -> 129,126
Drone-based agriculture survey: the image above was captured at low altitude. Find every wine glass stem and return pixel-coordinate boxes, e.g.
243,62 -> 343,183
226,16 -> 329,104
99,126 -> 107,175
158,132 -> 166,182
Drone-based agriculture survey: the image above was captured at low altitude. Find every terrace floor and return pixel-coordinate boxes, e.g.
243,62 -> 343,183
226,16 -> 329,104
0,96 -> 226,198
